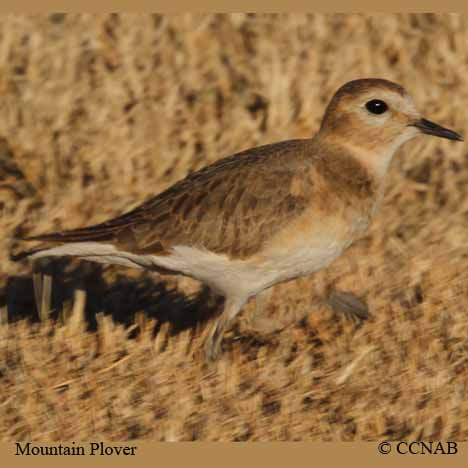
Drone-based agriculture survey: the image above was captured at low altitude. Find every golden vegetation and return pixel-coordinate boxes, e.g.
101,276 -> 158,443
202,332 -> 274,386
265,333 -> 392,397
0,13 -> 467,441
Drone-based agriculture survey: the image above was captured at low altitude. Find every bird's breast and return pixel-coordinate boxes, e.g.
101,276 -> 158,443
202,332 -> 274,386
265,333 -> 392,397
251,195 -> 380,286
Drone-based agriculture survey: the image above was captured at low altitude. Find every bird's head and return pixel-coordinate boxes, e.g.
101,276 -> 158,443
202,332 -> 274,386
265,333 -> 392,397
319,78 -> 463,177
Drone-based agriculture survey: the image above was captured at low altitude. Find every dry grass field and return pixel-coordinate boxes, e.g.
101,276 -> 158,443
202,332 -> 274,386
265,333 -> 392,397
0,13 -> 467,441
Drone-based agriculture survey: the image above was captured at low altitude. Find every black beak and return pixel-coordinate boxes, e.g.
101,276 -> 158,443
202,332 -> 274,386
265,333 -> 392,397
412,118 -> 464,142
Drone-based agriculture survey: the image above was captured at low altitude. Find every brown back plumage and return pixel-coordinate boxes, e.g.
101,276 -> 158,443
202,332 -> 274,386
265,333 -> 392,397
14,137 -> 375,261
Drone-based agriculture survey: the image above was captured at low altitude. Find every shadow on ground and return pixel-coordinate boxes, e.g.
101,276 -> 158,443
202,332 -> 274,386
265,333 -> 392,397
0,258 -> 222,335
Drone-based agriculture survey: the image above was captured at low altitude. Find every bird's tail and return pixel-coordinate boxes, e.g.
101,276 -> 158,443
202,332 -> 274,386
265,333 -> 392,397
10,245 -> 49,262
11,224 -> 119,262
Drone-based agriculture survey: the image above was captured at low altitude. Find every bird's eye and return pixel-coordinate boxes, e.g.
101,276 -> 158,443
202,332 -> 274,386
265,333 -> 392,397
365,99 -> 388,115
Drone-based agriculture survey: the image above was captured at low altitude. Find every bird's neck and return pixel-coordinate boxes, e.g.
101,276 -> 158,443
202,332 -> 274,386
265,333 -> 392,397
330,138 -> 397,182
308,135 -> 381,203
312,135 -> 391,228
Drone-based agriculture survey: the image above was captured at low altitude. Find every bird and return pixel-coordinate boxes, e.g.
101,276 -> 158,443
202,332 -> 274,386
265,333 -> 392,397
12,78 -> 463,361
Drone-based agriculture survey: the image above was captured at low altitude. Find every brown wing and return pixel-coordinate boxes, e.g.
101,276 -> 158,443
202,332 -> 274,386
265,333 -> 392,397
16,139 -> 316,260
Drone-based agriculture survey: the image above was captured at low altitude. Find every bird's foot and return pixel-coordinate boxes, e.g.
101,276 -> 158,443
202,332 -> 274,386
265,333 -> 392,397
327,290 -> 369,324
203,325 -> 223,363
203,339 -> 219,363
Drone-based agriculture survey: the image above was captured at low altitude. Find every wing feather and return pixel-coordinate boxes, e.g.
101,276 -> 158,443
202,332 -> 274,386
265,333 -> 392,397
14,139 -> 315,260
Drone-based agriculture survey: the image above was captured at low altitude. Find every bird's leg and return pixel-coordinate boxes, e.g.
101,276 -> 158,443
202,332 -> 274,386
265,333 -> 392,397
204,296 -> 247,362
254,288 -> 272,320
246,288 -> 274,332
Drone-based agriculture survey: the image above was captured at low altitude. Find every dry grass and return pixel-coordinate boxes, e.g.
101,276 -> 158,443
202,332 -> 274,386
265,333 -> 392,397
0,13 -> 468,441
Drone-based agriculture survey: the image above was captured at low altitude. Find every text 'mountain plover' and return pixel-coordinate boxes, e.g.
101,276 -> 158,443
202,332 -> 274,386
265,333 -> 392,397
13,78 -> 463,361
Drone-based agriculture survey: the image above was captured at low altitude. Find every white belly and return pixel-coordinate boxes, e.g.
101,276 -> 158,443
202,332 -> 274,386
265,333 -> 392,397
150,234 -> 350,299
254,234 -> 351,288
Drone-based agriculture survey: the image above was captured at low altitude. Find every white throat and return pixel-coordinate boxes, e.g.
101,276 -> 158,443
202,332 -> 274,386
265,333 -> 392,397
339,129 -> 418,179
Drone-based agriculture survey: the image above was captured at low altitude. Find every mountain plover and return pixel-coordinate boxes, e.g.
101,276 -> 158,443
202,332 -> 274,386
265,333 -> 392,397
13,78 -> 463,360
